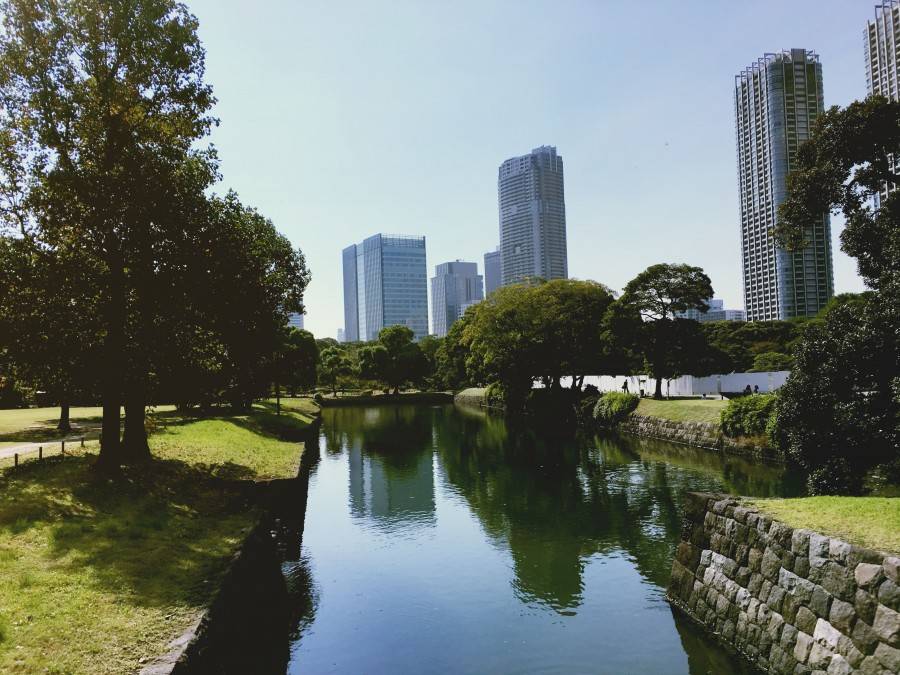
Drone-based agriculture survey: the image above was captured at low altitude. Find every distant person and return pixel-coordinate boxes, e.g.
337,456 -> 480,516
639,388 -> 645,398
744,384 -> 752,395
622,380 -> 629,393
754,385 -> 759,394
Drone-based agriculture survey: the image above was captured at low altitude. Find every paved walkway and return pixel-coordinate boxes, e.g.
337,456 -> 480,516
0,433 -> 96,460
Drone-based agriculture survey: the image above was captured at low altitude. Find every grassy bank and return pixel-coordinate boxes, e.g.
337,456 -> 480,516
635,398 -> 727,425
752,497 -> 900,555
0,399 -> 319,674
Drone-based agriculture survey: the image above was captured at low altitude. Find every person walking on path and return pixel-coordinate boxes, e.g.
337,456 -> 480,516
622,380 -> 629,394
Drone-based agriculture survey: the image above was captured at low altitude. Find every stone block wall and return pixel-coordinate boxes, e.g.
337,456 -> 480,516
621,414 -> 778,460
668,493 -> 900,675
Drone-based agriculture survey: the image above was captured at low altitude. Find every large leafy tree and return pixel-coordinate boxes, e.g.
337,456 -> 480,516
617,264 -> 713,398
358,325 -> 427,394
279,328 -> 319,396
0,0 -> 216,467
773,96 -> 899,493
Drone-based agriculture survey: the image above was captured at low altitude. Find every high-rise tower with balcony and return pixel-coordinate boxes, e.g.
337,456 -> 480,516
866,2 -> 900,201
734,49 -> 833,321
497,146 -> 568,286
430,261 -> 483,337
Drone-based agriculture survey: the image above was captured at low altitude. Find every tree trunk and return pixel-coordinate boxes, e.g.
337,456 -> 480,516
654,377 -> 663,399
57,401 -> 71,433
97,255 -> 125,471
122,387 -> 150,463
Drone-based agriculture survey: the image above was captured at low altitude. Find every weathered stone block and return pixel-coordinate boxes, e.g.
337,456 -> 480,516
750,547 -> 763,572
825,654 -> 851,675
795,556 -> 811,579
783,594 -> 801,625
782,622 -> 799,650
762,579 -> 774,603
792,529 -> 811,556
794,631 -> 814,664
769,585 -> 787,614
796,606 -> 819,634
811,584 -> 834,619
877,579 -> 900,612
733,505 -> 750,524
873,642 -> 900,673
771,521 -> 794,548
829,598 -> 856,635
737,565 -> 752,587
873,603 -> 900,647
749,573 -> 763,597
856,589 -> 878,625
814,618 -> 842,651
820,562 -> 856,603
810,533 -> 831,559
763,547 -> 784,581
855,563 -> 884,590
808,642 -> 834,670
851,619 -> 881,656
829,539 -> 852,565
883,557 -> 900,584
781,567 -> 816,603
836,635 -> 865,669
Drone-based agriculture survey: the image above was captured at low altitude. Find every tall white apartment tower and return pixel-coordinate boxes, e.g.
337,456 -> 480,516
734,49 -> 834,321
866,2 -> 900,200
497,146 -> 568,286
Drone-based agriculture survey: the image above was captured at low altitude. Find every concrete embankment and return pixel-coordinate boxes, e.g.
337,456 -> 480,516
669,493 -> 900,675
621,414 -> 778,461
143,418 -> 321,675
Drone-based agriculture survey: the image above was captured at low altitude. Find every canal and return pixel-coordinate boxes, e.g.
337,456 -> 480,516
284,404 -> 802,674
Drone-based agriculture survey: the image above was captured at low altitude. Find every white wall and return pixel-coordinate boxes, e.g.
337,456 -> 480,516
547,371 -> 790,397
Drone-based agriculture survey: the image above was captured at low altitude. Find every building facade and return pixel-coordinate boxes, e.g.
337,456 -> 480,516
342,234 -> 428,342
287,313 -> 304,330
497,146 -> 568,286
675,298 -> 746,323
483,248 -> 501,296
866,2 -> 900,202
430,260 -> 483,337
734,49 -> 833,321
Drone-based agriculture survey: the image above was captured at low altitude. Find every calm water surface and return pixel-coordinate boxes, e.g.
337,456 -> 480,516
285,404 -> 801,674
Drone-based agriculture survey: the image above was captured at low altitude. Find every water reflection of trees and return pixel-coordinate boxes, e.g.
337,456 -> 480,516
435,409 -> 800,612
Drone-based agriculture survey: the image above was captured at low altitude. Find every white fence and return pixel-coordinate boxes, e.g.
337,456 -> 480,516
548,371 -> 790,397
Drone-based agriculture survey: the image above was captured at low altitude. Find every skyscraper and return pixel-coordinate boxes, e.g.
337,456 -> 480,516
866,2 -> 900,201
734,49 -> 833,321
431,260 -> 483,337
866,1 -> 900,100
483,248 -> 501,296
342,234 -> 428,342
497,146 -> 568,286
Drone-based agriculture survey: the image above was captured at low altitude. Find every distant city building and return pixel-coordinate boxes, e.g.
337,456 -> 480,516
337,328 -> 345,343
866,2 -> 900,201
734,49 -> 833,321
287,312 -> 304,330
676,299 -> 746,323
342,234 -> 428,342
430,260 -> 483,337
497,146 -> 568,286
484,248 -> 501,296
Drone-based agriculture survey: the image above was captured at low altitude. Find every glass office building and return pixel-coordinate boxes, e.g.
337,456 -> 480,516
431,260 -> 483,337
497,146 -> 568,286
342,234 -> 428,342
734,49 -> 833,321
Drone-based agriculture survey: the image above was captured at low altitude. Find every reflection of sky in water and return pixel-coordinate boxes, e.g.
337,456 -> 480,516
288,405 -> 787,675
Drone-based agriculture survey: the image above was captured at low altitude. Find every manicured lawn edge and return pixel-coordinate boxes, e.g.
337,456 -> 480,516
0,399 -> 320,674
749,496 -> 900,555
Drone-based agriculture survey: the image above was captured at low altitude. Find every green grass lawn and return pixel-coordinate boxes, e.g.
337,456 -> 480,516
752,497 -> 900,555
0,405 -> 177,447
635,398 -> 728,425
0,399 -> 319,674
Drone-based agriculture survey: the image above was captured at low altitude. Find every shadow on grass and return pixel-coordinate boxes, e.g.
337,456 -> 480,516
0,454 -> 259,610
0,417 -> 104,444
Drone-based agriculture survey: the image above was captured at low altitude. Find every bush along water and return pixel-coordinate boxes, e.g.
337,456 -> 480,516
592,392 -> 639,430
720,393 -> 776,438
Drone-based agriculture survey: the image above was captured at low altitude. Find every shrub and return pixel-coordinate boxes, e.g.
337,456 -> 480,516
749,351 -> 793,372
592,392 -> 639,429
484,382 -> 505,409
583,384 -> 599,397
807,457 -> 865,496
720,394 -> 776,438
577,395 -> 600,427
313,392 -> 324,404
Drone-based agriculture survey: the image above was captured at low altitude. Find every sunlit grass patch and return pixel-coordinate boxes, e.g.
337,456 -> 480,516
635,398 -> 728,425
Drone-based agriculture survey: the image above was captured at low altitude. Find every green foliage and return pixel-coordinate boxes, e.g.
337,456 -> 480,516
720,394 -> 776,438
484,382 -> 506,409
616,263 -> 715,398
318,347 -> 352,395
592,392 -> 639,429
748,351 -> 793,373
771,296 -> 898,494
278,328 -> 319,394
702,320 -> 804,373
806,458 -> 866,497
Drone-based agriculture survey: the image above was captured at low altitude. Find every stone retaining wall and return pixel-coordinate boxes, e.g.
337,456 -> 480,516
621,414 -> 778,460
668,493 -> 900,675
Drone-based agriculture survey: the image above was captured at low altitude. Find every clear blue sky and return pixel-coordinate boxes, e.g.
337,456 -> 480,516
187,0 -> 871,339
